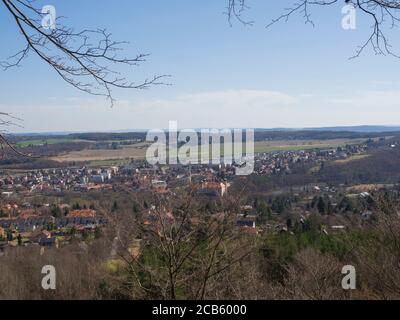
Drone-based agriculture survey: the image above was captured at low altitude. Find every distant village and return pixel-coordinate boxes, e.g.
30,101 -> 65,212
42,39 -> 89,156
0,141 -> 378,252
0,141 -> 370,195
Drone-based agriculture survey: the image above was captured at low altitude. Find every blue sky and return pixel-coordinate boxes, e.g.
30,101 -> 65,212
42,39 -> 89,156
1,0 -> 400,132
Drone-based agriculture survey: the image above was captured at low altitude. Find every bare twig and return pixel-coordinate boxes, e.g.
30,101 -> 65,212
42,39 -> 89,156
227,0 -> 400,58
1,0 -> 170,107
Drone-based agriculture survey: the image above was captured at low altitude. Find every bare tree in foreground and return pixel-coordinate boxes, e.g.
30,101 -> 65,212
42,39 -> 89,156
227,0 -> 400,58
106,190 -> 254,300
0,0 -> 169,154
1,0 -> 168,106
0,112 -> 26,157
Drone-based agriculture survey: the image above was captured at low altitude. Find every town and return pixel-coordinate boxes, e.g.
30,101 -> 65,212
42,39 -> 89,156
0,137 -> 382,252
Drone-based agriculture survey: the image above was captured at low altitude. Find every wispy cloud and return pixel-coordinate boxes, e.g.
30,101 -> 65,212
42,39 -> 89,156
118,89 -> 299,128
6,89 -> 400,133
327,90 -> 400,108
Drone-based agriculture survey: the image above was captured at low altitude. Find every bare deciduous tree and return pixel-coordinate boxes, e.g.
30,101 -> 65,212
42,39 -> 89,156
1,0 -> 169,106
0,112 -> 27,157
0,0 -> 170,154
107,190 -> 254,300
279,248 -> 345,300
227,0 -> 400,58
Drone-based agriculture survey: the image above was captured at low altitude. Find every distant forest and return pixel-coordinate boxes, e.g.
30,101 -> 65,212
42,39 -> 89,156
8,128 -> 398,144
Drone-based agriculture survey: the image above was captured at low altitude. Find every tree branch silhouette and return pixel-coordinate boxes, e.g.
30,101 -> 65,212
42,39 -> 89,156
0,0 -> 170,156
1,0 -> 170,107
227,0 -> 400,58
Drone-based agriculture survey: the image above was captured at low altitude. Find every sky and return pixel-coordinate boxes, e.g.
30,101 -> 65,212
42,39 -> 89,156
2,0 -> 400,133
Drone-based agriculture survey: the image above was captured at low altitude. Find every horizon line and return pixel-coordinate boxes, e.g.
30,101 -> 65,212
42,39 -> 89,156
7,124 -> 400,136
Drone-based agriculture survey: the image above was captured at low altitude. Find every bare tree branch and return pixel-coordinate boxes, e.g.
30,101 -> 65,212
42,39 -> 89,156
227,0 -> 400,58
1,0 -> 170,107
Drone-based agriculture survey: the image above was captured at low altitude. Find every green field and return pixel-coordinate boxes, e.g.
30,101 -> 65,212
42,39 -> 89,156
16,138 -> 75,148
88,159 -> 131,167
254,145 -> 318,153
254,138 -> 366,154
49,138 -> 369,163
